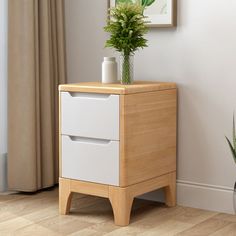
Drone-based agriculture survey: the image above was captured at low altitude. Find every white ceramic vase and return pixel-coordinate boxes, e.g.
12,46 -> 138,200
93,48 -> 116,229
102,57 -> 117,84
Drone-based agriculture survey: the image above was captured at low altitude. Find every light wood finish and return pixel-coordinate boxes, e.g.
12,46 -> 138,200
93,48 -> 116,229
108,172 -> 176,226
59,178 -> 72,215
59,173 -> 176,226
1,188 -> 236,235
59,178 -> 109,199
124,172 -> 175,198
120,89 -> 177,186
108,186 -> 134,226
59,81 -> 177,226
165,172 -> 177,207
59,81 -> 176,95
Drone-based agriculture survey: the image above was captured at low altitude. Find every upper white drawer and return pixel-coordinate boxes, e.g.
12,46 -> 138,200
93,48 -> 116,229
61,92 -> 119,140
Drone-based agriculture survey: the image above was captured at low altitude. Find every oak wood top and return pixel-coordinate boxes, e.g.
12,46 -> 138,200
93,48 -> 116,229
59,81 -> 176,95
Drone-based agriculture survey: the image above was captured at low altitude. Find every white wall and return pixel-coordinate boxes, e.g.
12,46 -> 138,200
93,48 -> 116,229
65,0 -> 236,213
65,0 -> 112,82
0,0 -> 8,192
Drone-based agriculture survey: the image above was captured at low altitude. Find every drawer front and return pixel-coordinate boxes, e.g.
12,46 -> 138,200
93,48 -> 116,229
61,92 -> 119,140
61,135 -> 119,186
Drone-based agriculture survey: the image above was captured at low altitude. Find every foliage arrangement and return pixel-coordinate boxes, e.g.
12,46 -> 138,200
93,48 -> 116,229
104,3 -> 148,83
226,115 -> 236,164
104,3 -> 148,56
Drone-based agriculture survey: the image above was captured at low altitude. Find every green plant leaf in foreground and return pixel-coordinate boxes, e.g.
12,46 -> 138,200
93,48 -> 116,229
226,136 -> 236,164
104,3 -> 148,56
233,114 -> 236,150
225,114 -> 236,164
142,0 -> 156,7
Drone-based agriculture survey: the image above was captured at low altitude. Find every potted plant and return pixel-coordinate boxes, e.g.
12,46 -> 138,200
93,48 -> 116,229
104,3 -> 148,84
226,115 -> 236,213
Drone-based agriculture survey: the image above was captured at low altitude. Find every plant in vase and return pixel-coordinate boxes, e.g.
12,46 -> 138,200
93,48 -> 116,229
104,3 -> 148,84
225,115 -> 236,213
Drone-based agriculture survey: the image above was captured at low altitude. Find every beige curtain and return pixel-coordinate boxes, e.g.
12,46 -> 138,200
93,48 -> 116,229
8,0 -> 67,191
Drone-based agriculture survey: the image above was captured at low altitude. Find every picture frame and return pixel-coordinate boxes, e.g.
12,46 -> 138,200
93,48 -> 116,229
108,0 -> 177,28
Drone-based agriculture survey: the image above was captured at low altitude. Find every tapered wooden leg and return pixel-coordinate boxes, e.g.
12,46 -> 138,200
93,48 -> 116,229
164,172 -> 176,207
59,178 -> 73,215
109,186 -> 134,226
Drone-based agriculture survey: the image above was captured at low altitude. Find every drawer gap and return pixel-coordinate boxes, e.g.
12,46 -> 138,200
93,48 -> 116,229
68,135 -> 112,145
68,92 -> 111,99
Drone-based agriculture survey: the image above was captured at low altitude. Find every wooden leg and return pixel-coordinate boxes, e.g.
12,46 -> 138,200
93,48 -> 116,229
109,186 -> 134,226
164,172 -> 176,207
59,178 -> 73,215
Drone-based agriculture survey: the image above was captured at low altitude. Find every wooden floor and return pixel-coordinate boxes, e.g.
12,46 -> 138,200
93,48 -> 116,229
0,187 -> 236,236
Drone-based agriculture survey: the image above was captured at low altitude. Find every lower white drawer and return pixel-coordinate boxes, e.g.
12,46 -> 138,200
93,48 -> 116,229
61,135 -> 119,186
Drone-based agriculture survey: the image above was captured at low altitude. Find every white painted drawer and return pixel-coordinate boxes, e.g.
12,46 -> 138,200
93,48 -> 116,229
61,92 -> 119,140
61,135 -> 119,186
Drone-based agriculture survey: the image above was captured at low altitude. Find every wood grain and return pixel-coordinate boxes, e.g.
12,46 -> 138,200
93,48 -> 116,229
59,173 -> 175,226
59,81 -> 176,95
210,223 -> 236,236
2,188 -> 236,235
59,82 -> 177,226
175,218 -> 231,236
59,178 -> 72,214
125,172 -> 175,198
108,186 -> 134,226
164,171 -> 176,207
60,178 -> 109,199
120,89 -> 177,187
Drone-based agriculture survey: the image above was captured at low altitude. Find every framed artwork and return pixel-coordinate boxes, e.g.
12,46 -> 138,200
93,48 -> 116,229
109,0 -> 177,27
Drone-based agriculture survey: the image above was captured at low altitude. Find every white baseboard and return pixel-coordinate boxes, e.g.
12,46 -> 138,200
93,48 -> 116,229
139,180 -> 235,215
177,180 -> 235,215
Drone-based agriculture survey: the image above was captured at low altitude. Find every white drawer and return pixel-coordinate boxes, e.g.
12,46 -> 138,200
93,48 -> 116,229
61,135 -> 119,186
61,92 -> 119,140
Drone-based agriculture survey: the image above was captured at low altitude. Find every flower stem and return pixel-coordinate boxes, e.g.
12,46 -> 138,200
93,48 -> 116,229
122,54 -> 132,84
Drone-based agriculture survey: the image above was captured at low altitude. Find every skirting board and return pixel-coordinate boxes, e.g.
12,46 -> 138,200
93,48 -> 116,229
139,180 -> 235,215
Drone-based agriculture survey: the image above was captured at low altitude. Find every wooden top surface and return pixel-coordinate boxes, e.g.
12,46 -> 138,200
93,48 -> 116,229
59,81 -> 176,95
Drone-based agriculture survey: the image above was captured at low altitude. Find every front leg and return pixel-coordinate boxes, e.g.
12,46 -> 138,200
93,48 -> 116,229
59,178 -> 73,214
109,186 -> 134,226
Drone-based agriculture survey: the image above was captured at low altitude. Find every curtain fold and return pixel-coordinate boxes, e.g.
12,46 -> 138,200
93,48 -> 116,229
0,0 -> 8,192
8,0 -> 67,191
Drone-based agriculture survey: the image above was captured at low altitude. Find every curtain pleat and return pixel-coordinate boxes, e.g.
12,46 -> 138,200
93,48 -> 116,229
8,0 -> 67,191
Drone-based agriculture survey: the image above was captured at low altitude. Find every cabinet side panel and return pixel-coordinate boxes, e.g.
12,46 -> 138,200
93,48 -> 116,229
120,89 -> 177,187
59,92 -> 62,177
119,95 -> 126,186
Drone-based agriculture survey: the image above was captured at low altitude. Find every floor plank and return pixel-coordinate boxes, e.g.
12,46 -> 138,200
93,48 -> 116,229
210,223 -> 236,236
0,187 -> 236,236
175,218 -> 231,236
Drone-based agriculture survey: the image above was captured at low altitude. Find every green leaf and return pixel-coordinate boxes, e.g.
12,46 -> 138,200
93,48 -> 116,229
141,0 -> 147,6
142,0 -> 155,7
226,136 -> 236,163
146,0 -> 155,6
104,3 -> 148,54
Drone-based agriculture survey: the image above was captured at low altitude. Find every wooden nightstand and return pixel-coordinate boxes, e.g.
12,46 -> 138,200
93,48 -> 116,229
59,81 -> 177,226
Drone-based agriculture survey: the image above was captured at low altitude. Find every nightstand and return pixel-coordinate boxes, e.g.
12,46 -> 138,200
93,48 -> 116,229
59,81 -> 177,226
